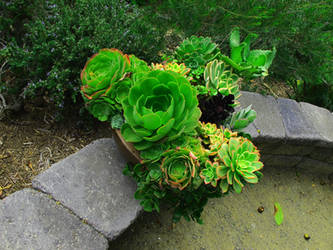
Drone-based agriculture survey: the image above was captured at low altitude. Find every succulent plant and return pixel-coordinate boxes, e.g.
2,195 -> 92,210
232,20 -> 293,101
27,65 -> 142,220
121,70 -> 201,150
225,105 -> 257,132
129,54 -> 151,82
204,60 -> 241,102
220,27 -> 276,79
199,160 -> 220,187
80,48 -> 132,122
216,137 -> 263,194
151,62 -> 192,80
160,148 -> 199,190
174,36 -> 220,71
199,93 -> 235,126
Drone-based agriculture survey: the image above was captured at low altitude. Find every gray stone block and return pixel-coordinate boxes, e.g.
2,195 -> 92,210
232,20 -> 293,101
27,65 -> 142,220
238,92 -> 286,143
276,98 -> 323,145
32,138 -> 142,241
0,189 -> 108,250
299,102 -> 333,147
296,158 -> 333,175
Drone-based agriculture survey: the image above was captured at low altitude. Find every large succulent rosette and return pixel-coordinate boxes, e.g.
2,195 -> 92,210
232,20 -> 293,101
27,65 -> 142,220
121,70 -> 201,150
160,148 -> 199,191
216,137 -> 263,193
80,48 -> 132,122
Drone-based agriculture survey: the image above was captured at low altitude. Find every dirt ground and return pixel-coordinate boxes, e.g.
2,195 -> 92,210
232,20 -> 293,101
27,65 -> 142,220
0,103 -> 113,198
109,166 -> 333,250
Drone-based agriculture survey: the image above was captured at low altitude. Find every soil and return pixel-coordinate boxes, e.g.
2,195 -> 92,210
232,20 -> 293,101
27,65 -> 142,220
0,103 -> 113,198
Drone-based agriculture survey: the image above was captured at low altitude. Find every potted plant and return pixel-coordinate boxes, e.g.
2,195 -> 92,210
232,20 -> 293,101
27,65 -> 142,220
80,29 -> 275,223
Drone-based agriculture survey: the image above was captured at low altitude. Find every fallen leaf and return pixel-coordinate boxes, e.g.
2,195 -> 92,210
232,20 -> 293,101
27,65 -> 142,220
274,202 -> 284,225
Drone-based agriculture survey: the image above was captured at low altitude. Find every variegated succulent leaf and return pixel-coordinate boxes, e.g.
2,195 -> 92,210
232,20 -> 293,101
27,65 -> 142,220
199,160 -> 220,187
217,137 -> 263,193
227,105 -> 257,131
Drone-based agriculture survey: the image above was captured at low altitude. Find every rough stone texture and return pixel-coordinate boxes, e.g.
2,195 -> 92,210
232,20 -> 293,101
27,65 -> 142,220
32,138 -> 142,241
0,189 -> 108,250
238,92 -> 286,143
276,98 -> 323,144
296,158 -> 333,175
299,102 -> 333,147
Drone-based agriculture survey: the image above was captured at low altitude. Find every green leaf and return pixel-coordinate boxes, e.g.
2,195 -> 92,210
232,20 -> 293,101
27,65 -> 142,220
274,202 -> 284,225
111,114 -> 124,129
142,113 -> 162,130
121,123 -> 142,142
230,27 -> 240,48
142,199 -> 153,212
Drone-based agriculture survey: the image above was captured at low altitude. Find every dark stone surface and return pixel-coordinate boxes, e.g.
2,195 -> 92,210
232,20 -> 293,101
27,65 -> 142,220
276,98 -> 323,144
32,138 -> 142,241
0,189 -> 108,250
238,92 -> 286,143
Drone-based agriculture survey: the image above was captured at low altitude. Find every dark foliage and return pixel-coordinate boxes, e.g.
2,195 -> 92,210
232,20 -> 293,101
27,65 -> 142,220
199,93 -> 235,126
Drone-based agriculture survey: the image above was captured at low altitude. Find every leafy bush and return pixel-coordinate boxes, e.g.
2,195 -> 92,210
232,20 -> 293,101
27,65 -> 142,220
141,0 -> 333,110
0,0 -> 165,114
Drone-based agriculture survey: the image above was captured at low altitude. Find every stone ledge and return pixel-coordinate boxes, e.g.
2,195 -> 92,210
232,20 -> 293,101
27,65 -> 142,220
0,188 -> 108,250
32,138 -> 142,241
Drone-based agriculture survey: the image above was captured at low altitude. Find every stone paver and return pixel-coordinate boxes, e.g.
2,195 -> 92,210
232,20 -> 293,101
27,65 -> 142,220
238,92 -> 286,142
0,189 -> 108,250
276,98 -> 323,144
32,138 -> 142,241
299,102 -> 333,147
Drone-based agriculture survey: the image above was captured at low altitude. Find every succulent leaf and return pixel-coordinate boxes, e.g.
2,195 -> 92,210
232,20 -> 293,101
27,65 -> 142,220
160,148 -> 199,190
174,36 -> 220,72
121,70 -> 201,149
216,137 -> 263,193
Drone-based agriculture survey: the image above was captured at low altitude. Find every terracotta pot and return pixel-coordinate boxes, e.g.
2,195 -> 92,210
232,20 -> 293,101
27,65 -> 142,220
112,129 -> 141,164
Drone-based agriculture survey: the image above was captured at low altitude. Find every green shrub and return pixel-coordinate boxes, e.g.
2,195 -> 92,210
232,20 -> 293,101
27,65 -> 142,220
0,0 -> 165,114
142,0 -> 333,110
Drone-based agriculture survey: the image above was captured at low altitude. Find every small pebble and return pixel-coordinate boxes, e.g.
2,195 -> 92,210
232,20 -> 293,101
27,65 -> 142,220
304,234 -> 311,240
257,206 -> 264,213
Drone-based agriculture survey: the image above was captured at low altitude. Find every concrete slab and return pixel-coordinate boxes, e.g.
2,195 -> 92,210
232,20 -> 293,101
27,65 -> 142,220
238,92 -> 286,143
0,189 -> 108,250
276,98 -> 323,145
299,102 -> 333,147
32,138 -> 142,241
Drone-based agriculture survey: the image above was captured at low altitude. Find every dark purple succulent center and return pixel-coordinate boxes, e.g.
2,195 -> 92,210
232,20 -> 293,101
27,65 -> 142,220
199,93 -> 235,126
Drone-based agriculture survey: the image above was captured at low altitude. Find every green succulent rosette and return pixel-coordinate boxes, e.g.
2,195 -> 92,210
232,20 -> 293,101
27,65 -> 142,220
121,70 -> 201,150
175,36 -> 220,70
81,48 -> 131,122
160,148 -> 200,191
216,137 -> 264,194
